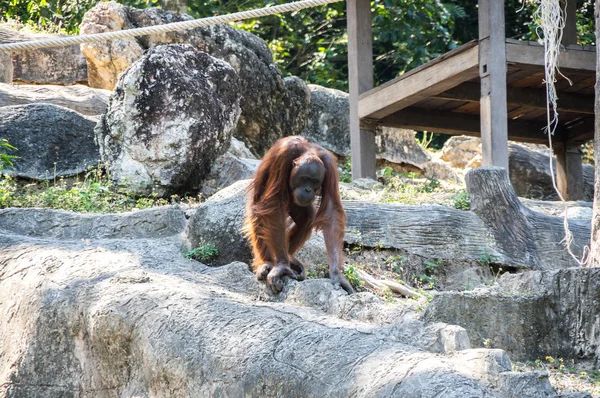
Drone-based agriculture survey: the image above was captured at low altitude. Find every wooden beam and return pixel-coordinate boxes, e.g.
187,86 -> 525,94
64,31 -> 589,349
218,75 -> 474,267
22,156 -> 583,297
378,108 -> 555,144
506,41 -> 596,72
479,0 -> 509,170
357,42 -> 479,120
347,0 -> 376,179
555,144 -> 584,201
561,116 -> 595,143
434,82 -> 595,114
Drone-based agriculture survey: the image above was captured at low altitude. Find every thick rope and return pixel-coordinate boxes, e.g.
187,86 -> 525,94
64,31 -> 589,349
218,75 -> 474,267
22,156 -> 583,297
535,0 -> 589,266
0,0 -> 342,52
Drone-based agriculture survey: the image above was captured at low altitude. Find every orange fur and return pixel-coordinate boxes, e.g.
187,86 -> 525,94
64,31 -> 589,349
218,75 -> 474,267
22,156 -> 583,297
242,136 -> 346,273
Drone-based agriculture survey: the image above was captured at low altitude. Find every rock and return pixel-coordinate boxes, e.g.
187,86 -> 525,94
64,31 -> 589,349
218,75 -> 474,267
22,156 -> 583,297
376,127 -> 431,168
425,267 -> 600,365
0,52 -> 12,83
79,2 -> 144,90
188,171 -> 589,272
422,160 -> 461,182
95,44 -> 241,196
0,26 -> 87,85
200,153 -> 260,198
440,136 -> 594,201
80,2 -> 310,156
0,206 -> 565,397
0,104 -> 99,180
352,178 -> 380,190
0,206 -> 187,240
466,167 -> 589,270
441,135 -> 481,168
301,84 -> 351,156
509,143 -> 594,201
187,180 -> 251,265
0,83 -> 110,117
228,136 -> 257,160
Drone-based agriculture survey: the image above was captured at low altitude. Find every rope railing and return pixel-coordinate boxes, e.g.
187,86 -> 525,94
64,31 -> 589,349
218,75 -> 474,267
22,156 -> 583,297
0,0 -> 342,52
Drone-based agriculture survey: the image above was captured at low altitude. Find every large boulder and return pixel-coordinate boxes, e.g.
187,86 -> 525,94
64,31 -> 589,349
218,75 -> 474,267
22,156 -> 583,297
95,44 -> 241,196
0,104 -> 99,180
0,26 -> 87,85
425,268 -> 600,364
376,127 -> 432,168
0,83 -> 110,117
200,153 -> 260,198
80,2 -> 310,156
509,143 -> 594,201
0,207 -> 567,397
301,84 -> 352,156
440,136 -> 594,200
187,169 -> 588,271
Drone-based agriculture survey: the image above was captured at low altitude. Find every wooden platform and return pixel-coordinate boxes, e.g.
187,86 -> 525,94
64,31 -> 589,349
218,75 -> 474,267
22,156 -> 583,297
358,39 -> 595,145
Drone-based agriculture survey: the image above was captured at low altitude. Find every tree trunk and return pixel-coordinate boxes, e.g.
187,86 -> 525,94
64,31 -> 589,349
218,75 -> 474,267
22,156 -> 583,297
159,0 -> 188,14
590,0 -> 600,265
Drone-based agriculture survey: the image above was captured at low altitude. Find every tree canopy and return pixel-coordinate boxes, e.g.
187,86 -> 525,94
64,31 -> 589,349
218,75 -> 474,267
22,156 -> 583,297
1,0 -> 595,91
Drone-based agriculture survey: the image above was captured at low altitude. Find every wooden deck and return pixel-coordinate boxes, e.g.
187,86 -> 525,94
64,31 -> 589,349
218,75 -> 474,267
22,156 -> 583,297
358,39 -> 595,145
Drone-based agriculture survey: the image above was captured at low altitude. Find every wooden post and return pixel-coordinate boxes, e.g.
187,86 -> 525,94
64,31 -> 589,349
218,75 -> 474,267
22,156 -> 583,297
347,0 -> 376,180
555,0 -> 584,200
478,0 -> 509,171
555,144 -> 584,200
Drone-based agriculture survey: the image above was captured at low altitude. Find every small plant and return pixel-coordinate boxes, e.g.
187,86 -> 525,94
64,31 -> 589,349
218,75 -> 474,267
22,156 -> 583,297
381,287 -> 395,303
416,131 -> 434,150
184,241 -> 219,263
453,190 -> 471,210
339,157 -> 352,183
483,338 -> 492,348
415,259 -> 441,289
344,264 -> 362,289
419,178 -> 440,193
384,255 -> 405,275
0,139 -> 18,172
478,251 -> 498,267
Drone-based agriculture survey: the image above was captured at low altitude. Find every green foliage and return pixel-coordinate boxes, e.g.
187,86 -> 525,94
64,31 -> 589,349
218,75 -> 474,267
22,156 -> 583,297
339,157 -> 352,183
414,258 -> 441,289
0,139 -> 18,172
184,241 -> 219,263
344,264 -> 362,289
452,190 -> 470,210
478,251 -> 498,267
419,178 -> 440,193
384,254 -> 405,275
2,0 -> 595,91
0,167 -> 195,213
0,0 -> 156,34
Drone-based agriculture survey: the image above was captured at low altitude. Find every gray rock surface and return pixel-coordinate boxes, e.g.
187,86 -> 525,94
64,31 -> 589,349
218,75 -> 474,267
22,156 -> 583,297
509,143 -> 594,201
188,174 -> 587,271
80,2 -> 310,156
95,44 -> 240,196
0,83 -> 110,117
200,153 -> 260,198
440,136 -> 594,201
0,26 -> 87,85
0,52 -> 12,83
466,167 -> 589,270
0,206 -> 561,397
0,103 -> 99,180
301,84 -> 352,156
425,268 -> 600,364
376,127 -> 431,168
